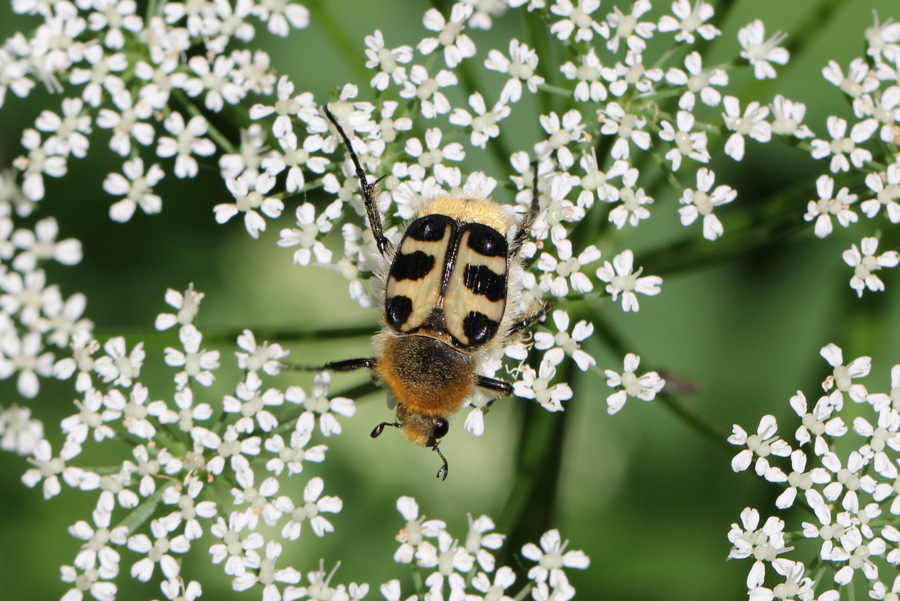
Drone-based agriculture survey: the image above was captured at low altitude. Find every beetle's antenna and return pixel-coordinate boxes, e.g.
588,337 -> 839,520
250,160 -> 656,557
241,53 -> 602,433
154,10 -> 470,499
432,442 -> 449,481
371,421 -> 401,438
322,104 -> 390,256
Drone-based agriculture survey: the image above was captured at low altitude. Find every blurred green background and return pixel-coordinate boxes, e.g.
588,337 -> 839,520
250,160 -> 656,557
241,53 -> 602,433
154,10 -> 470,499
2,0 -> 900,600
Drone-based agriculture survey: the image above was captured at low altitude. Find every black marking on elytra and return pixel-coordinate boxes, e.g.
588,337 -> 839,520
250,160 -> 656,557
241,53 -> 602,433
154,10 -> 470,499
392,250 -> 435,281
463,311 -> 500,346
386,296 -> 413,329
406,214 -> 451,242
466,224 -> 507,257
463,265 -> 506,302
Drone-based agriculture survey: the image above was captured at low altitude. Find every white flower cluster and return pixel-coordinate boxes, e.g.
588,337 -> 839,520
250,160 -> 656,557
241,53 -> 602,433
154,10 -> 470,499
385,496 -> 589,601
728,343 -> 900,600
13,285 -> 360,601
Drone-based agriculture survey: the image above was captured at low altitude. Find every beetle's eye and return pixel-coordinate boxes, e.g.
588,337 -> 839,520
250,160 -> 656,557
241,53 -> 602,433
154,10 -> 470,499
433,418 -> 449,439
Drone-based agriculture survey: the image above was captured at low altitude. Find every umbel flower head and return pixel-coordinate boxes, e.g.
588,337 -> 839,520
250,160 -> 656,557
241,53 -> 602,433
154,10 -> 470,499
0,1 -> 899,600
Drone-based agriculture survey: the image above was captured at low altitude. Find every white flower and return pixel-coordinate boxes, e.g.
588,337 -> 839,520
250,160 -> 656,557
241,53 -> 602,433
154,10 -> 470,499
604,0 -> 655,54
727,507 -> 793,588
294,372 -> 356,436
364,30 -> 412,91
549,0 -> 608,42
183,54 -> 245,113
235,329 -> 289,376
449,92 -> 510,149
163,324 -> 220,390
249,75 -> 316,138
36,97 -> 92,159
658,110 -> 710,171
536,109 -> 585,169
21,438 -> 83,499
155,284 -> 204,331
102,158 -> 164,222
155,113 -> 216,179
721,96 -> 771,161
274,476 -> 342,540
521,529 -> 590,584
809,115 -> 877,173
418,4 -> 476,68
843,237 -> 899,297
394,496 -> 447,564
278,200 -> 342,266
861,162 -> 900,222
222,371 -> 281,433
215,171 -> 283,239
209,511 -> 263,576
93,336 -> 144,388
252,0 -> 309,37
484,39 -> 544,103
728,415 -> 792,475
560,49 -> 606,104
595,250 -> 662,312
789,390 -> 846,455
534,310 -> 596,371
127,517 -> 189,581
10,216 -> 81,274
738,19 -> 789,80
769,95 -> 814,139
657,0 -> 720,44
604,353 -> 665,414
537,240 -> 600,297
400,65 -> 457,119
513,352 -> 573,412
597,102 -> 651,160
678,167 -> 737,240
804,174 -> 858,238
464,514 -> 505,572
820,343 -> 870,403
665,51 -> 728,111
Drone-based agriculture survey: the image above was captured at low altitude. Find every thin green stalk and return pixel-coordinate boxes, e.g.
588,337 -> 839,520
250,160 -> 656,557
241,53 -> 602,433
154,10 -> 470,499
592,311 -> 731,451
306,0 -> 371,84
496,359 -> 575,583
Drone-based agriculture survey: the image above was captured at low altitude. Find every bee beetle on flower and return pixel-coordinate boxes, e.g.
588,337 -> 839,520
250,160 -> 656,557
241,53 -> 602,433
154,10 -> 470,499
305,104 -> 550,480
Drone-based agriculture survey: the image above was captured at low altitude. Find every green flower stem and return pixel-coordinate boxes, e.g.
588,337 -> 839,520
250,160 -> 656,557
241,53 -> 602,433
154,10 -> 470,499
592,312 -> 731,451
783,0 -> 847,59
640,177 -> 811,278
496,359 -> 575,582
306,0 -> 372,84
116,481 -> 169,534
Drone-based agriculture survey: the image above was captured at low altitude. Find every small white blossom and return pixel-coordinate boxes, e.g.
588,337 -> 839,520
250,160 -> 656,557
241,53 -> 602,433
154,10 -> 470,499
862,163 -> 900,222
658,110 -> 710,171
418,4 -> 476,68
843,237 -> 899,297
155,113 -> 216,179
449,92 -> 510,149
605,353 -> 665,414
804,175 -> 858,238
102,158 -> 164,222
810,115 -> 877,173
738,19 -> 790,80
549,0 -> 609,43
657,0 -> 720,44
595,250 -> 662,312
521,528 -> 590,584
215,171 -> 283,239
721,96 -> 772,161
678,167 -> 737,240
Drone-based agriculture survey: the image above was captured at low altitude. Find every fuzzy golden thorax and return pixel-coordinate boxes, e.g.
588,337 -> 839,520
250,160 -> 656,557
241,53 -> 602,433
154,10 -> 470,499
374,333 -> 477,445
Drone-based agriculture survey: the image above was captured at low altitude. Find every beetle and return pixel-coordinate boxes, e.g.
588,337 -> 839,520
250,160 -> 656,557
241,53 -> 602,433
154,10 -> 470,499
312,104 -> 548,479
